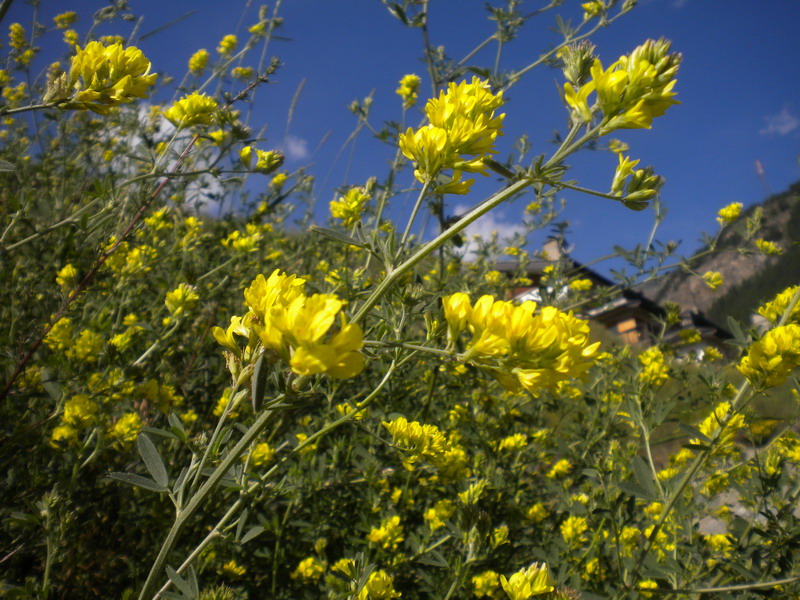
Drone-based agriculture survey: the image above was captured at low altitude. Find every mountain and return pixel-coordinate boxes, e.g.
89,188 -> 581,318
640,180 -> 800,327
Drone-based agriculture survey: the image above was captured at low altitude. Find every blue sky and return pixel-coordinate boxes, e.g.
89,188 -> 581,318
9,0 -> 800,273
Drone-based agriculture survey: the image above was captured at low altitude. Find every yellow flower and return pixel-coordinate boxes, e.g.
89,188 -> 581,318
499,562 -> 554,599
214,270 -> 365,379
63,394 -> 99,428
702,271 -> 724,290
399,77 -> 504,194
383,417 -> 468,478
472,570 -> 501,599
755,238 -> 782,255
367,515 -> 404,550
639,580 -> 658,598
291,556 -> 324,582
45,317 -> 74,352
330,186 -> 371,228
164,92 -> 218,128
110,412 -> 142,444
638,346 -> 669,387
50,424 -> 78,448
61,42 -> 157,114
249,442 -> 275,466
568,278 -> 593,292
56,264 -> 79,292
498,433 -> 527,452
8,23 -> 26,50
716,202 -> 742,225
53,11 -> 78,29
757,285 -> 800,325
582,1 -> 605,20
738,324 -> 800,388
547,458 -> 572,479
566,39 -> 680,134
220,560 -> 246,577
165,283 -> 199,318
231,66 -> 254,80
442,293 -> 600,394
560,515 -> 588,546
216,34 -> 238,56
188,49 -> 209,75
526,503 -> 549,523
358,570 -> 400,600
423,499 -> 455,531
396,73 -> 421,108
271,172 -> 288,190
65,329 -> 104,363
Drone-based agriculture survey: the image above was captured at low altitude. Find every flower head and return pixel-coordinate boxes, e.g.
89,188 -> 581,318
499,562 -> 555,600
396,73 -> 421,108
164,92 -> 218,128
216,34 -> 238,56
716,202 -> 742,225
188,49 -> 209,75
59,41 -> 157,114
399,77 -> 504,194
330,186 -> 371,228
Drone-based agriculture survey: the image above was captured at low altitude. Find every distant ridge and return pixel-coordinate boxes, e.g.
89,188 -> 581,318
640,180 -> 800,326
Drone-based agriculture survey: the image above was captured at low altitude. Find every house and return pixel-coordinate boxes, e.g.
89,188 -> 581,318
493,241 -> 731,351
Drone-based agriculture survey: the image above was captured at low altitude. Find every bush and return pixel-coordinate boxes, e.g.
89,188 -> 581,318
1,3 -> 799,600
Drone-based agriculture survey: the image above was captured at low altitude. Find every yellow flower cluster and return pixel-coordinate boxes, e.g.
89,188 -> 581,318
111,412 -> 143,444
330,186 -> 371,228
472,570 -> 502,599
164,92 -> 218,128
755,238 -> 782,256
423,499 -> 455,531
690,401 -> 745,458
499,562 -> 554,600
165,283 -> 198,318
442,293 -> 599,393
383,416 -> 469,478
216,34 -> 238,56
757,286 -> 800,325
220,560 -> 246,577
609,153 -> 662,209
638,346 -> 669,387
560,515 -> 588,546
399,77 -> 504,194
61,42 -> 158,114
358,570 -> 400,600
213,269 -> 365,379
716,202 -> 742,225
367,515 -> 404,550
8,23 -> 26,50
54,11 -> 78,29
291,556 -> 324,581
56,263 -> 79,293
564,38 -> 680,134
249,442 -> 275,466
188,49 -> 209,75
702,271 -> 724,290
239,146 -> 284,174
395,73 -> 421,108
738,324 -> 800,388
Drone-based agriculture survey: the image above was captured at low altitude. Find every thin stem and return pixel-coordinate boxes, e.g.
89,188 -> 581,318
137,399 -> 282,600
399,180 -> 431,250
352,177 -> 534,325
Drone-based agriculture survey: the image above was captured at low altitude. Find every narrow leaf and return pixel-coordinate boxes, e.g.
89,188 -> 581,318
109,472 -> 167,493
632,456 -> 659,498
310,225 -> 365,248
241,525 -> 265,545
0,159 -> 15,172
166,565 -> 194,598
138,434 -> 169,488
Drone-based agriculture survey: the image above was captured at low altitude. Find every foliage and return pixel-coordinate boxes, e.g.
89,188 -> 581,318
1,3 -> 799,600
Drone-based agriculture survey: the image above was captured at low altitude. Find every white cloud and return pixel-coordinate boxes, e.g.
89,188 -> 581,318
759,106 -> 800,136
281,134 -> 310,161
452,203 -> 526,258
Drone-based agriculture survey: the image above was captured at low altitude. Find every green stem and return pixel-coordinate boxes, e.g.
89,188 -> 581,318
137,400 -> 281,600
351,177 -> 534,325
399,180 -> 431,251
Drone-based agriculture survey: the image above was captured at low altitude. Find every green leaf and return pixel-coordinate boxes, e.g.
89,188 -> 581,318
678,423 -> 711,443
617,481 -> 656,501
235,507 -> 249,542
241,525 -> 265,545
0,159 -> 15,172
631,456 -> 659,499
138,434 -> 169,488
309,225 -> 365,248
166,566 -> 194,598
109,472 -> 167,493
